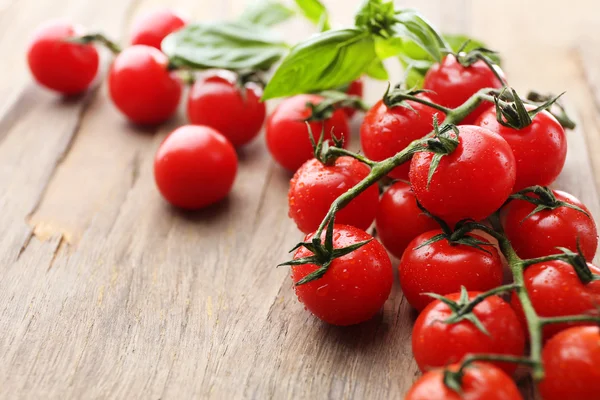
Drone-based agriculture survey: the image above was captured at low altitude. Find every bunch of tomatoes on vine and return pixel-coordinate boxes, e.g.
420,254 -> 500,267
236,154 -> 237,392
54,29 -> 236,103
26,0 -> 599,398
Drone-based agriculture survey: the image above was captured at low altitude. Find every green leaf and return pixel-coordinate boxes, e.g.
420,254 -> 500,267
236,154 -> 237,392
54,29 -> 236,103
294,0 -> 330,30
239,0 -> 295,27
394,9 -> 449,63
355,0 -> 397,38
162,22 -> 288,71
365,58 -> 389,80
262,29 -> 376,100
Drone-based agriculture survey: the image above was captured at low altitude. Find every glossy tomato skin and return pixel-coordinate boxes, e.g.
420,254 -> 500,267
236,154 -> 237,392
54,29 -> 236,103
423,54 -> 504,124
510,261 -> 600,341
538,326 -> 600,400
265,94 -> 350,172
187,71 -> 266,147
502,190 -> 598,262
154,125 -> 237,209
288,157 -> 379,234
344,79 -> 363,118
360,96 -> 444,180
109,45 -> 182,125
375,181 -> 438,259
405,363 -> 523,400
130,8 -> 188,49
413,292 -> 525,375
409,125 -> 516,225
27,20 -> 99,95
399,230 -> 504,311
476,108 -> 567,191
291,225 -> 393,326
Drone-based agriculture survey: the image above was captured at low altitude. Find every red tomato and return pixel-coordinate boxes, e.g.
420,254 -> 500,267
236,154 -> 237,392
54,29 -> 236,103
538,326 -> 600,400
288,157 -> 379,234
187,71 -> 266,147
476,107 -> 567,191
413,292 -> 525,374
154,125 -> 237,209
291,225 -> 393,326
130,8 -> 188,49
502,190 -> 598,261
344,79 -> 364,118
409,125 -> 516,225
27,20 -> 99,95
511,260 -> 600,341
265,94 -> 350,172
405,363 -> 523,400
375,181 -> 438,259
399,230 -> 504,311
109,45 -> 182,125
360,95 -> 443,180
423,54 -> 504,124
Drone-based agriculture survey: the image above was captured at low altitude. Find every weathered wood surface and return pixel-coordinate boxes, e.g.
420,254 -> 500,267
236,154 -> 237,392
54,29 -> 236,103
0,0 -> 599,398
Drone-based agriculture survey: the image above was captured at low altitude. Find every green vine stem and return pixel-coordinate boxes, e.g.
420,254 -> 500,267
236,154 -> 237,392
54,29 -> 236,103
70,33 -> 122,54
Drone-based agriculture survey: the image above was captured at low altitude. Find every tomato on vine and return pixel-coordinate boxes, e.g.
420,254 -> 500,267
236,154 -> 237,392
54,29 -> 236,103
27,20 -> 99,95
375,181 -> 438,259
187,71 -> 266,147
109,45 -> 182,125
290,225 -> 392,326
154,125 -> 237,209
130,8 -> 188,49
288,156 -> 379,234
265,94 -> 350,172
538,326 -> 600,400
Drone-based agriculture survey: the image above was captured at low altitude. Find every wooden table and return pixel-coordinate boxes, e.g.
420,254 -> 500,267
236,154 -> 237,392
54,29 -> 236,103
1,0 -> 599,398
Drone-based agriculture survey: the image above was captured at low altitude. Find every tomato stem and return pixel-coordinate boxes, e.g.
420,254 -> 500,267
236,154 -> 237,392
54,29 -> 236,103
327,147 -> 378,167
71,33 -> 122,54
540,315 -> 600,325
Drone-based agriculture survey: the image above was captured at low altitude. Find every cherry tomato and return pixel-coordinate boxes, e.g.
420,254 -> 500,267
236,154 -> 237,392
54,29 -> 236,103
288,157 -> 379,234
130,8 -> 188,49
405,363 -> 523,400
343,79 -> 363,118
399,230 -> 504,311
375,181 -> 438,259
109,45 -> 182,125
291,225 -> 393,326
423,54 -> 504,124
187,71 -> 266,147
154,125 -> 237,209
510,260 -> 600,341
413,292 -> 525,374
476,107 -> 566,191
360,95 -> 444,180
265,94 -> 350,172
27,20 -> 99,95
502,190 -> 598,262
538,326 -> 600,400
409,125 -> 516,225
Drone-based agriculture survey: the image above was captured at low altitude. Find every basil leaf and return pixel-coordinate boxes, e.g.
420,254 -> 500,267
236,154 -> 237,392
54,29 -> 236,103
365,59 -> 389,80
394,9 -> 450,63
239,0 -> 295,27
355,0 -> 397,37
162,22 -> 288,71
262,29 -> 375,100
294,0 -> 330,30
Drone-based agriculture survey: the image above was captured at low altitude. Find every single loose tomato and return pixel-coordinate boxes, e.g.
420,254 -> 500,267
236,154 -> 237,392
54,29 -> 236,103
423,54 -> 504,124
413,292 -> 525,374
343,79 -> 363,118
109,45 -> 182,125
375,181 -> 438,259
360,95 -> 444,180
27,20 -> 99,95
288,157 -> 379,234
265,94 -> 350,172
130,8 -> 188,49
538,326 -> 600,400
409,125 -> 516,225
187,71 -> 266,147
476,107 -> 567,191
291,225 -> 393,326
502,189 -> 598,261
399,230 -> 504,311
510,260 -> 600,341
405,363 -> 523,400
154,125 -> 237,209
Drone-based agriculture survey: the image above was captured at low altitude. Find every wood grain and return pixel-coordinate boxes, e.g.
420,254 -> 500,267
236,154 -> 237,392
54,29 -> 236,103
0,0 -> 598,399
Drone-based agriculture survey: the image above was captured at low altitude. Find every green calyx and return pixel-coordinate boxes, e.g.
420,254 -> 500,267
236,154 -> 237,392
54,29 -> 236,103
526,91 -> 576,130
510,185 -> 590,221
69,33 -> 122,54
415,116 -> 459,188
306,123 -> 344,165
278,220 -> 372,286
382,83 -> 450,113
555,245 -> 600,285
305,90 -> 368,122
494,88 -> 564,130
455,44 -> 505,86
